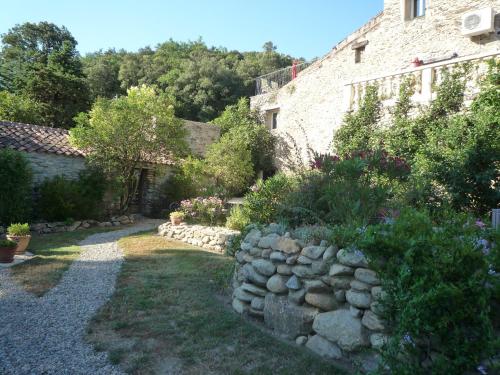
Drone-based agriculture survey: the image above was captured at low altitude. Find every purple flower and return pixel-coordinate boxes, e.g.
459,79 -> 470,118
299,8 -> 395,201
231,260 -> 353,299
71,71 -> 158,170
475,219 -> 486,229
354,249 -> 365,257
403,333 -> 415,347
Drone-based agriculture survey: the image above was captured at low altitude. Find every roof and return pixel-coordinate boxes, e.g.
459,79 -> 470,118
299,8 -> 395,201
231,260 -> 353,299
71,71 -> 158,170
0,120 -> 85,157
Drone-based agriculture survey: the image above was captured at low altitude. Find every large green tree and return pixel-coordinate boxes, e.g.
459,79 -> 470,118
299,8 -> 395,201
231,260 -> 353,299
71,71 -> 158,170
82,49 -> 125,101
70,85 -> 188,212
0,22 -> 89,128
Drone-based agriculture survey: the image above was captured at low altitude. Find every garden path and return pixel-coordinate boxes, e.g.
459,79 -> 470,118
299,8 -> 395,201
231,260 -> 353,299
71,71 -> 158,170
0,220 -> 163,375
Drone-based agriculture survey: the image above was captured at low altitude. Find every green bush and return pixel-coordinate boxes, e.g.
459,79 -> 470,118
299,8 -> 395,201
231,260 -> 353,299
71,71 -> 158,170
357,209 -> 499,374
0,149 -> 33,225
36,169 -> 106,221
7,223 -> 30,236
0,239 -> 17,248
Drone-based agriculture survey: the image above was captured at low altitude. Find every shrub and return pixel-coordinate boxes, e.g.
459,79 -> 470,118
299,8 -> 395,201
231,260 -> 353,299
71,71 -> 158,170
0,239 -> 17,248
36,169 -> 106,221
205,136 -> 254,197
226,205 -> 251,231
180,197 -> 226,226
357,209 -> 499,374
7,223 -> 30,236
0,149 -> 33,225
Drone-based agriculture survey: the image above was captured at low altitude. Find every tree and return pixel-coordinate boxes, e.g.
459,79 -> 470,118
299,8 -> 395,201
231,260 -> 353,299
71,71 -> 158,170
82,49 -> 124,100
70,85 -> 188,212
205,136 -> 254,197
0,91 -> 44,124
0,22 -> 89,128
212,98 -> 276,176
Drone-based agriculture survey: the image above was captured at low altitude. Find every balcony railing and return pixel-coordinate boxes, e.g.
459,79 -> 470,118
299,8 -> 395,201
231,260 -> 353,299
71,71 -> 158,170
255,62 -> 311,95
344,51 -> 499,112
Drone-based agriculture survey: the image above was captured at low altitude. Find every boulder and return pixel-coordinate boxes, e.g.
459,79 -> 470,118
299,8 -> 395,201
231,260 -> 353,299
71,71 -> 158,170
303,280 -> 329,293
261,249 -> 272,258
305,293 -> 338,311
286,255 -> 299,265
272,237 -> 301,254
329,264 -> 354,276
295,336 -> 308,346
241,242 -> 252,251
249,308 -> 264,318
285,275 -> 302,290
362,310 -> 386,331
311,260 -> 329,274
252,259 -> 276,276
251,297 -> 265,311
306,335 -> 342,359
354,268 -> 380,285
349,305 -> 363,318
249,247 -> 263,257
264,294 -> 318,338
370,333 -> 389,350
337,248 -> 368,267
277,264 -> 293,275
258,233 -> 280,249
323,245 -> 339,261
346,290 -> 372,309
266,274 -> 289,294
329,276 -> 354,290
241,282 -> 267,297
313,310 -> 369,352
242,264 -> 269,287
270,251 -> 287,262
233,287 -> 255,302
244,229 -> 262,246
297,256 -> 313,265
288,288 -> 307,305
301,246 -> 326,260
292,265 -> 316,278
350,280 -> 371,292
232,298 -> 249,314
371,286 -> 387,301
334,290 -> 346,302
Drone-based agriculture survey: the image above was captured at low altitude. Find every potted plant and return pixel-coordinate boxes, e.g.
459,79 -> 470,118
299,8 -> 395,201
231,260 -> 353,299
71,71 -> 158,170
6,223 -> 31,255
169,211 -> 184,226
0,239 -> 18,263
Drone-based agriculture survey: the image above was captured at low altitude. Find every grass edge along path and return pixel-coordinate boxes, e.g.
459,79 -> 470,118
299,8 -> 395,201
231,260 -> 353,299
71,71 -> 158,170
86,233 -> 345,375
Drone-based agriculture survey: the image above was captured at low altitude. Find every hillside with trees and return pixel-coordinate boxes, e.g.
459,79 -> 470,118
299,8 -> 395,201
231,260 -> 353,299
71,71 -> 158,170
0,22 -> 298,127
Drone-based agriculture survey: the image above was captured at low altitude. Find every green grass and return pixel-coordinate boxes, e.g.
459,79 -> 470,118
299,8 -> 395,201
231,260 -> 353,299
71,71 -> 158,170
10,227 -> 120,296
87,234 -> 345,374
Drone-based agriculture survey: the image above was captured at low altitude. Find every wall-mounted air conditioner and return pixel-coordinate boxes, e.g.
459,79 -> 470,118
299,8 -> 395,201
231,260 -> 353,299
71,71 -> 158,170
462,8 -> 495,37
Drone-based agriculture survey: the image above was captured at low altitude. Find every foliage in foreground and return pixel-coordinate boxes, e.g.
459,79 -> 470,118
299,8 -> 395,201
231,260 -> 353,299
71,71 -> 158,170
0,149 -> 33,225
70,85 -> 188,212
357,209 -> 499,375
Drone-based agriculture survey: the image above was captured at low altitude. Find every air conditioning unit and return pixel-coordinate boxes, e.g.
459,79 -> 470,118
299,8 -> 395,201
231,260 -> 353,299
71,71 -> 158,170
462,7 -> 496,37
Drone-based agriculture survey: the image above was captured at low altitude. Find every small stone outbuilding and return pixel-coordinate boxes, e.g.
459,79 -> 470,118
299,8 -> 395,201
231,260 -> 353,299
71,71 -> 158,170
0,119 -> 220,216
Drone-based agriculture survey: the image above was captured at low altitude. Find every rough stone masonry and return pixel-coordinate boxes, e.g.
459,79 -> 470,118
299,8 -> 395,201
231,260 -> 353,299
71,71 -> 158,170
231,225 -> 388,372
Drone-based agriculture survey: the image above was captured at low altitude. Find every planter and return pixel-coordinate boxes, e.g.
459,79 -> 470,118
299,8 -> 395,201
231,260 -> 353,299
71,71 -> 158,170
6,235 -> 31,255
171,217 -> 183,226
0,245 -> 16,263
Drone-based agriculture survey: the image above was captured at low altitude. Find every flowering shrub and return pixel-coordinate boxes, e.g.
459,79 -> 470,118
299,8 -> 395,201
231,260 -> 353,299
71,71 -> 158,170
180,197 -> 226,226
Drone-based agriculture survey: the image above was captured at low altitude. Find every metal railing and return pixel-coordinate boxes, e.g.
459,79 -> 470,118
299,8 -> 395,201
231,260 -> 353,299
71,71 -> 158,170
255,62 -> 311,95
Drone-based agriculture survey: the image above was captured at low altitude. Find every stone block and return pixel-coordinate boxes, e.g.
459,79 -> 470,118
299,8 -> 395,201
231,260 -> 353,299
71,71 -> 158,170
354,268 -> 380,285
337,248 -> 368,267
305,293 -> 338,311
346,290 -> 372,309
306,334 -> 342,359
266,274 -> 289,294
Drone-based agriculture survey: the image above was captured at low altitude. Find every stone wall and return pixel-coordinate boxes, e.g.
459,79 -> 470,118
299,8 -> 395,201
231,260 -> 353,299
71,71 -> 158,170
231,225 -> 387,372
184,120 -> 221,157
251,0 -> 500,168
158,222 -> 240,253
25,152 -> 87,185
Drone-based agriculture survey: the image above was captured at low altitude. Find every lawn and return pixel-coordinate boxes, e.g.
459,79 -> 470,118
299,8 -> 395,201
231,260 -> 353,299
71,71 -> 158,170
87,234 -> 344,375
10,227 -> 119,296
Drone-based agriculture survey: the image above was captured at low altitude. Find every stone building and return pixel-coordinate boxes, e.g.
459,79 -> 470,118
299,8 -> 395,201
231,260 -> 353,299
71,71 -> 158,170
0,119 -> 220,216
251,0 -> 500,168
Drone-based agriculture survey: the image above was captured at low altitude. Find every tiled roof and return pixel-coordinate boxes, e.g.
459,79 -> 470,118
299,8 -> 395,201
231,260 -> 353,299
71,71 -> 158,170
0,120 -> 84,157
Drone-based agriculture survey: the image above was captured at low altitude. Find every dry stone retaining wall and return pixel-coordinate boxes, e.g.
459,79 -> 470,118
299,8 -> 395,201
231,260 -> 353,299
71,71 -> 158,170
231,225 -> 388,372
158,222 -> 239,253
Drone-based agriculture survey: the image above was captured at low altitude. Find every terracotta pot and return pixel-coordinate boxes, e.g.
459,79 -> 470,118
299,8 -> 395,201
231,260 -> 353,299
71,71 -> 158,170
0,245 -> 16,263
6,235 -> 31,255
170,217 -> 182,226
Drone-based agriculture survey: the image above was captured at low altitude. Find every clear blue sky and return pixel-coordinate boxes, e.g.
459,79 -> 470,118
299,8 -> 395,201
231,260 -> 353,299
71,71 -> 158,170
0,0 -> 384,60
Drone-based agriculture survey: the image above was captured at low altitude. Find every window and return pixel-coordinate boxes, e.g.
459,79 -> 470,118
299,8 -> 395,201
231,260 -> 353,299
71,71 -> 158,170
272,112 -> 278,129
355,46 -> 365,64
413,0 -> 426,18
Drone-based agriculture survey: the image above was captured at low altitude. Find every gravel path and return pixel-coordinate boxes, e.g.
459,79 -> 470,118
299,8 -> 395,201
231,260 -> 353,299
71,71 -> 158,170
0,220 -> 163,375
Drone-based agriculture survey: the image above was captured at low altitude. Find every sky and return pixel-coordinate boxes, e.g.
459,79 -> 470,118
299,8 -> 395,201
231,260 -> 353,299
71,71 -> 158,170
0,0 -> 384,60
